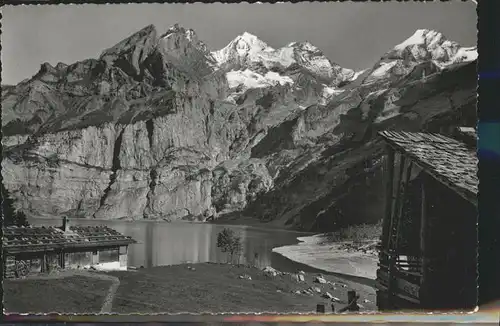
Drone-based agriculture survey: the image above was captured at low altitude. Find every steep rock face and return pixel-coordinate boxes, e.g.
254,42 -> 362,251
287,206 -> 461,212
2,26 -> 476,230
3,25 -> 230,220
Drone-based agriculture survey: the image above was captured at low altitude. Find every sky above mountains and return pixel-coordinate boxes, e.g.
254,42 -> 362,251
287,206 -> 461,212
2,1 -> 476,85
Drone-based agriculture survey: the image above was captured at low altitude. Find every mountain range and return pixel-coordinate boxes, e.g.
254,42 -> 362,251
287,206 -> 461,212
1,24 -> 477,231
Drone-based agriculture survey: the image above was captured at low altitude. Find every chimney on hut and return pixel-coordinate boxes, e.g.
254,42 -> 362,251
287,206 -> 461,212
453,126 -> 477,149
62,216 -> 70,232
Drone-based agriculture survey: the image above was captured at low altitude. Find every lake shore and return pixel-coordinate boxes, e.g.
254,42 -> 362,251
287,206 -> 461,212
4,263 -> 377,314
25,216 -> 379,282
272,234 -> 379,280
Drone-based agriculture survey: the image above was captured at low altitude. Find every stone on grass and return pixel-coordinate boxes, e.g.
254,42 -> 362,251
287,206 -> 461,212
263,266 -> 280,277
313,286 -> 321,293
331,296 -> 341,302
314,276 -> 327,284
239,274 -> 252,280
298,274 -> 305,282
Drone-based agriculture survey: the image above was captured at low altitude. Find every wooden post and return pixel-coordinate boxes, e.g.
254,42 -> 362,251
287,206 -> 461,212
347,290 -> 360,312
419,178 -> 428,308
41,253 -> 47,273
381,146 -> 395,250
388,156 -> 413,306
387,154 -> 406,305
394,160 -> 413,253
59,251 -> 64,269
388,154 -> 406,251
378,146 -> 395,310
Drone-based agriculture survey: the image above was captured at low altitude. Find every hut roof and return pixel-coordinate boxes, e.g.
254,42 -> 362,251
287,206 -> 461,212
3,224 -> 136,254
378,130 -> 478,205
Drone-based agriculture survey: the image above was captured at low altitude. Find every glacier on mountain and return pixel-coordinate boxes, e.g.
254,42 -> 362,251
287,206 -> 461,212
226,69 -> 293,90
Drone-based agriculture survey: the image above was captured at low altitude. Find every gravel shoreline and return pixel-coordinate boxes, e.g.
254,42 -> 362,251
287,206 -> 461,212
272,234 -> 379,280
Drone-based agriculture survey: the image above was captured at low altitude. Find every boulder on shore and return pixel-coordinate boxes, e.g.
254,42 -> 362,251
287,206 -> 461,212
263,266 -> 280,277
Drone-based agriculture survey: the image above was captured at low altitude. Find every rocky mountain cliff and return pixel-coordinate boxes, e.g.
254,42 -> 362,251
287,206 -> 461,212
2,25 -> 477,230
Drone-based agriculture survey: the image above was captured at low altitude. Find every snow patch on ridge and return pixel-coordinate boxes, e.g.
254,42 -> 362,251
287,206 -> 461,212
448,46 -> 478,64
352,69 -> 368,81
371,61 -> 398,77
320,85 -> 344,104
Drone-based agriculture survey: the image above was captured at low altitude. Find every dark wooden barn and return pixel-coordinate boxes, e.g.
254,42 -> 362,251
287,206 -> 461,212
376,130 -> 478,311
3,217 -> 136,278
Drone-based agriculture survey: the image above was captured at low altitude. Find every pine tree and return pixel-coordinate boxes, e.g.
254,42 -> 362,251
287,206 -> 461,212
1,182 -> 28,227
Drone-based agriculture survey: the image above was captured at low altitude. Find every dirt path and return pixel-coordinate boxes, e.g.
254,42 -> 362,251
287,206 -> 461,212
98,273 -> 120,313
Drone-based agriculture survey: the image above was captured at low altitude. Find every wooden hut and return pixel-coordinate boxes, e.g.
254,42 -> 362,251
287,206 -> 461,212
376,130 -> 478,311
3,217 -> 136,278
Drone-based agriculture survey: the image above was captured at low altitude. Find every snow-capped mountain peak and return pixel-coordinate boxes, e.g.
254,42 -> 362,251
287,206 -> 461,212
362,28 -> 477,85
212,32 -> 274,66
388,28 -> 477,67
394,29 -> 445,51
240,32 -> 268,46
212,33 -> 355,87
